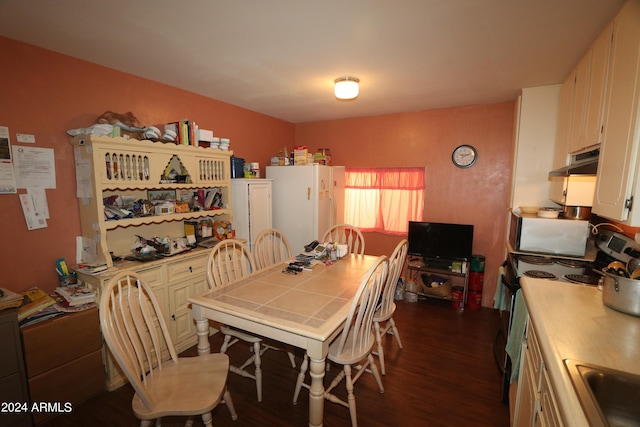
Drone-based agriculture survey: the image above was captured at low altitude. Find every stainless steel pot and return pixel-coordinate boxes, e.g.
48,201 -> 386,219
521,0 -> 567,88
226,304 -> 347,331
562,205 -> 592,220
602,270 -> 640,317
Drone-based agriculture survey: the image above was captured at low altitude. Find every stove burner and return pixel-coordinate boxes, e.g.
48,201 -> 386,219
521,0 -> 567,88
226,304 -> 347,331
523,270 -> 557,279
519,255 -> 554,265
556,259 -> 588,269
564,274 -> 600,286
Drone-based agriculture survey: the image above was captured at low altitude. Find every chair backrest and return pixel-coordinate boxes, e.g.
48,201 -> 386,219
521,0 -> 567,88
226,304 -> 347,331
100,271 -> 176,410
378,239 -> 408,317
333,256 -> 389,358
206,239 -> 257,289
322,224 -> 366,255
253,228 -> 292,270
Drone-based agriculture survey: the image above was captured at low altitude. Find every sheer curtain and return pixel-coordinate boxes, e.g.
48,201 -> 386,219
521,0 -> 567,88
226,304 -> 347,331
344,167 -> 425,234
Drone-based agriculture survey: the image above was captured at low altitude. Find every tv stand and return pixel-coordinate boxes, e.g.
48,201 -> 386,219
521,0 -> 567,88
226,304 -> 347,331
405,258 -> 469,312
422,258 -> 456,270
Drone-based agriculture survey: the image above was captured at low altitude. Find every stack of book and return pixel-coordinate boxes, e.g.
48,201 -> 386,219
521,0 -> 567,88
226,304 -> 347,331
17,287 -> 58,323
0,287 -> 24,311
55,285 -> 97,308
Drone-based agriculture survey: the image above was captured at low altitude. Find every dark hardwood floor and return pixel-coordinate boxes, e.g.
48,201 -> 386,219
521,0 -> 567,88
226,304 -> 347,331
42,298 -> 510,427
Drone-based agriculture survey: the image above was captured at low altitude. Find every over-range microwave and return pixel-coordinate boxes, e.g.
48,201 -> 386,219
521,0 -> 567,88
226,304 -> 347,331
508,212 -> 590,257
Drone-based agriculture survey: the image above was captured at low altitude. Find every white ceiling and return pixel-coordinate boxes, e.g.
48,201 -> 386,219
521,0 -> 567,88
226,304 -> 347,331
0,0 -> 625,123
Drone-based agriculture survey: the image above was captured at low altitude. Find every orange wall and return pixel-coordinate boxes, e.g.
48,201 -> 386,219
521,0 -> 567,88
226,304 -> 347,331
1,36 -> 516,308
0,37 -> 294,294
296,104 -> 516,307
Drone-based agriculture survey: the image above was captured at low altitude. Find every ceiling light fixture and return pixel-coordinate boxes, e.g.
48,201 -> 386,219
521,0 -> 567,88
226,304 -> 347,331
334,76 -> 360,100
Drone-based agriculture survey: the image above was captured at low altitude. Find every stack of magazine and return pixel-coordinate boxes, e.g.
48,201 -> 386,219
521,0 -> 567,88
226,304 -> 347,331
17,287 -> 61,327
0,287 -> 24,311
55,285 -> 97,309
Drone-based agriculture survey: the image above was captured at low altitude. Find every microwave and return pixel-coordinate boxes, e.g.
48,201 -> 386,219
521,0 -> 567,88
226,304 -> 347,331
508,212 -> 589,257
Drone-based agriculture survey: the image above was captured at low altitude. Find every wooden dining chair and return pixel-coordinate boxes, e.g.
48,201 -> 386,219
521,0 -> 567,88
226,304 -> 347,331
206,238 -> 295,402
373,239 -> 408,374
293,256 -> 388,427
322,223 -> 366,255
100,271 -> 237,427
253,228 -> 292,270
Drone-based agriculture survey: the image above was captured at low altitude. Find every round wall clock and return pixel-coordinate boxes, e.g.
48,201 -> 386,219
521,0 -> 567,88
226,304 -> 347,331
452,145 -> 477,168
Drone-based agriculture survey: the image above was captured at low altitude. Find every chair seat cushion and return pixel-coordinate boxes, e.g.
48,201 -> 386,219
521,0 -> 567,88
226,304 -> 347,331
132,353 -> 229,419
328,331 -> 376,365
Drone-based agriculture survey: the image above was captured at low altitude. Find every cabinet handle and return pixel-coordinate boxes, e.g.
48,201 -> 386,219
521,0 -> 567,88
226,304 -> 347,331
189,266 -> 193,273
171,314 -> 176,320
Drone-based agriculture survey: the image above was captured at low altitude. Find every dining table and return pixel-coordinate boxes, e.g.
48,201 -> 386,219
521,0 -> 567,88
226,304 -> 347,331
189,253 -> 381,427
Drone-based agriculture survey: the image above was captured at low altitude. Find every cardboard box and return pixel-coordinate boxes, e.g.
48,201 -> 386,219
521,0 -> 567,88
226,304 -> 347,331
294,146 -> 308,165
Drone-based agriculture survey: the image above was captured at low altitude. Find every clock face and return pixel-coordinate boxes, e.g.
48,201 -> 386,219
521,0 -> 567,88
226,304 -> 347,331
452,145 -> 477,168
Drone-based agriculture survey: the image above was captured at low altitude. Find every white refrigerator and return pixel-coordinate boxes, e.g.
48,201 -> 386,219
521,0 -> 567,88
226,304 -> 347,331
266,164 -> 345,254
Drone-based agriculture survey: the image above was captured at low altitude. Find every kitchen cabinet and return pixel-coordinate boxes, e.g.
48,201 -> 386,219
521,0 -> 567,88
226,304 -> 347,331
230,179 -> 273,251
513,317 -> 565,427
552,76 -> 574,169
548,175 -> 596,207
568,22 -> 613,154
568,55 -> 591,153
510,85 -> 561,210
21,308 -> 104,425
166,252 -> 208,343
592,0 -> 640,224
554,21 -> 613,159
69,135 -> 232,267
580,22 -> 613,150
0,309 -> 31,427
78,251 -> 210,391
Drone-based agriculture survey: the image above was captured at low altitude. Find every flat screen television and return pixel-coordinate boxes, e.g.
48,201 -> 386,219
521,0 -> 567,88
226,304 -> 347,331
407,221 -> 474,262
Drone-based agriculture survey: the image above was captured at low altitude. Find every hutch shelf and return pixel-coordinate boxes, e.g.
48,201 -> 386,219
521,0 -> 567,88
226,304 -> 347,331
70,134 -> 233,390
70,135 -> 233,267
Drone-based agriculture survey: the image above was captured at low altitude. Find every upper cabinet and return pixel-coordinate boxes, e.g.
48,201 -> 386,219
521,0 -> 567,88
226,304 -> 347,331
592,0 -> 640,224
553,74 -> 575,169
554,21 -> 614,161
582,22 -> 614,149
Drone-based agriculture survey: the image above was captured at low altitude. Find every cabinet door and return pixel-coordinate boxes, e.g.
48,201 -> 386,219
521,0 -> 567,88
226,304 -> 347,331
248,181 -> 272,249
536,369 -> 565,427
593,1 -> 640,223
553,73 -> 575,168
166,253 -> 207,349
582,22 -> 613,148
548,177 -> 567,205
514,342 -> 538,427
569,54 -> 591,153
168,279 -> 196,345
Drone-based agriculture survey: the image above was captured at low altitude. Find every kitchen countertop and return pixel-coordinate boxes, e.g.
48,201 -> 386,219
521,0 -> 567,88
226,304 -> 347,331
520,278 -> 640,426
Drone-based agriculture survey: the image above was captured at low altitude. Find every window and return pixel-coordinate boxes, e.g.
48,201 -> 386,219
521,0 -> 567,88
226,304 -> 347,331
344,167 -> 425,235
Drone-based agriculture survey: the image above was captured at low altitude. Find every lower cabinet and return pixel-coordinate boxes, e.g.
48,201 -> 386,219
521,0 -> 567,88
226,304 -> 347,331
21,308 -> 104,425
77,250 -> 210,391
514,318 -> 564,427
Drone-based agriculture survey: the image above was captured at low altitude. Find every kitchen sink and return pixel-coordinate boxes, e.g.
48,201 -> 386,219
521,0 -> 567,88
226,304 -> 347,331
564,359 -> 640,427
